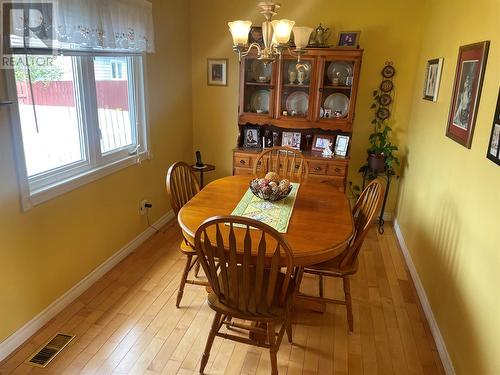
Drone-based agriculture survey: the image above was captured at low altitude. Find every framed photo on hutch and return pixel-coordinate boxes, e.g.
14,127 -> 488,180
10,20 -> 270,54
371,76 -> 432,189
311,134 -> 335,152
334,135 -> 350,156
423,58 -> 443,102
486,88 -> 500,166
207,58 -> 228,86
446,41 -> 489,148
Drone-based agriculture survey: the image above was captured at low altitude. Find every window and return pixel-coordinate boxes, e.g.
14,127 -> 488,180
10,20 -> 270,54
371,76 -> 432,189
7,53 -> 149,210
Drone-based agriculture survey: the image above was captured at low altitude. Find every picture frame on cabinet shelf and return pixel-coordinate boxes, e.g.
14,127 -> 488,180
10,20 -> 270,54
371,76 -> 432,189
486,88 -> 500,166
423,58 -> 444,102
243,126 -> 261,148
281,131 -> 301,149
207,58 -> 228,86
337,31 -> 360,48
312,134 -> 335,152
334,135 -> 350,156
446,41 -> 489,148
248,26 -> 264,47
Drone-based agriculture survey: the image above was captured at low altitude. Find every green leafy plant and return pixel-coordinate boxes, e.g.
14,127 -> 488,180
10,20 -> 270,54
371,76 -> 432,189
369,89 -> 400,170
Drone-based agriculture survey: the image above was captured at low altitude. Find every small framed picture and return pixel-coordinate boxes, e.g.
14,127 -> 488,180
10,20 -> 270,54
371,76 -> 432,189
337,31 -> 360,48
486,88 -> 500,166
248,26 -> 264,47
207,58 -> 228,86
312,134 -> 335,152
334,135 -> 350,156
243,126 -> 261,148
423,58 -> 444,102
281,131 -> 301,149
446,41 -> 489,148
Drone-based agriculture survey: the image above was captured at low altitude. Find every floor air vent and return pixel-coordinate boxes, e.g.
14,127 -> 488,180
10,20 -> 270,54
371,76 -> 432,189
26,333 -> 75,368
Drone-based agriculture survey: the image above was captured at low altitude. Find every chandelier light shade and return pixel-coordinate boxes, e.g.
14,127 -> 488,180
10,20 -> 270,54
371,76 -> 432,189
228,20 -> 252,45
270,19 -> 295,44
228,2 -> 309,63
293,26 -> 313,50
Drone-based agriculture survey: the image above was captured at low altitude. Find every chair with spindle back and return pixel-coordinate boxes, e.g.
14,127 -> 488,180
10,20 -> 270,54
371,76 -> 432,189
253,146 -> 309,182
299,179 -> 384,331
166,161 -> 209,307
195,216 -> 298,375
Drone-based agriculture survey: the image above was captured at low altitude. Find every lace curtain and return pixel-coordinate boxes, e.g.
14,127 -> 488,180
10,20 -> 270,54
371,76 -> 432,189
9,0 -> 155,53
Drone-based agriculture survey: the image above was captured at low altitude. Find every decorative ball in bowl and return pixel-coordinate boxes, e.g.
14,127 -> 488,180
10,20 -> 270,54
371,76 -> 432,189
249,172 -> 292,201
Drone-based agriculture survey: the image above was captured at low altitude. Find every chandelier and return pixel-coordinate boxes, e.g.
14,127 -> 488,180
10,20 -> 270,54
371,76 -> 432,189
228,2 -> 313,64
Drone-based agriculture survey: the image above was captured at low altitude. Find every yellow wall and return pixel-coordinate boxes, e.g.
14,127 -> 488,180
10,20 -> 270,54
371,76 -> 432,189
396,0 -> 500,374
0,0 -> 193,343
190,0 -> 425,212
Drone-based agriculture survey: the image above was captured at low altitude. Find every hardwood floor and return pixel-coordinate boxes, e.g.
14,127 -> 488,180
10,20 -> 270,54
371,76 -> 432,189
0,221 -> 445,375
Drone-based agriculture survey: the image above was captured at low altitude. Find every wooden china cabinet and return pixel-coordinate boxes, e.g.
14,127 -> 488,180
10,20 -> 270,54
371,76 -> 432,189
233,47 -> 363,192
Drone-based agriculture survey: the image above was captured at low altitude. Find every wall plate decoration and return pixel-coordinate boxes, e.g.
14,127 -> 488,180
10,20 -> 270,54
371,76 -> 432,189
446,41 -> 489,148
423,58 -> 444,102
486,88 -> 500,166
378,93 -> 392,106
381,65 -> 396,78
380,79 -> 394,93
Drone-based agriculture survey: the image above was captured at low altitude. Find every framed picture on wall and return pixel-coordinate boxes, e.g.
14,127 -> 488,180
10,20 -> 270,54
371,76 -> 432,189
446,41 -> 490,148
207,58 -> 228,86
423,58 -> 444,102
486,88 -> 500,166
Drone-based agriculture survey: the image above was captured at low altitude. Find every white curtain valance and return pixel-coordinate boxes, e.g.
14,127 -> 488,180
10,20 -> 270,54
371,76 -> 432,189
9,0 -> 155,53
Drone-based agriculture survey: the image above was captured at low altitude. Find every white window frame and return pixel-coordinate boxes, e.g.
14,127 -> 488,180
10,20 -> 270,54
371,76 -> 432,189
5,52 -> 151,211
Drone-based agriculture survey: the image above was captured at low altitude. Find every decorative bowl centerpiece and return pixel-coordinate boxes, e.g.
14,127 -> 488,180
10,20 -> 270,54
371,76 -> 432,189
249,172 -> 292,201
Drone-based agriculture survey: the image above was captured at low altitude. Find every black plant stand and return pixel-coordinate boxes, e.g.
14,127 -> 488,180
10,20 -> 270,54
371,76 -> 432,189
361,165 -> 395,234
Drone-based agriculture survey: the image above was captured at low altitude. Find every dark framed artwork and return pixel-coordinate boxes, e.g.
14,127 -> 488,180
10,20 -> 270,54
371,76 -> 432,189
486,88 -> 500,166
243,126 -> 261,148
248,26 -> 264,47
337,31 -> 360,48
423,58 -> 444,102
446,41 -> 489,148
207,58 -> 228,86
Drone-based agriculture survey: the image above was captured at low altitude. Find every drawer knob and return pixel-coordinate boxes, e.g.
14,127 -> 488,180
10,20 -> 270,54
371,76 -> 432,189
315,166 -> 322,171
295,164 -> 300,169
335,167 -> 341,172
239,160 -> 246,165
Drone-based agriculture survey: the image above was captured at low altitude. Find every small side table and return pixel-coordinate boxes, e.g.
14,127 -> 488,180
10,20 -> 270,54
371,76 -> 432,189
361,166 -> 395,234
191,164 -> 216,188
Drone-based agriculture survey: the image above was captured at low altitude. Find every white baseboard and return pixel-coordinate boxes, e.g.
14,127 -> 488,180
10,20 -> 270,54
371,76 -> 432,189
0,210 -> 174,362
393,219 -> 455,375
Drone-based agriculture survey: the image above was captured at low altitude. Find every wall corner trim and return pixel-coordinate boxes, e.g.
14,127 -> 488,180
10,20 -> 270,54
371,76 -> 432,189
393,219 -> 456,375
0,210 -> 175,363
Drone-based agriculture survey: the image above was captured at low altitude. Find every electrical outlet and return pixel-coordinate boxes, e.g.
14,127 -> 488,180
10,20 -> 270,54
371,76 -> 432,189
139,199 -> 150,216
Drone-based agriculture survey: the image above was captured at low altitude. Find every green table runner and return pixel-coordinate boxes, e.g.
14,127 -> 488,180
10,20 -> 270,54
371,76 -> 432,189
230,183 -> 300,233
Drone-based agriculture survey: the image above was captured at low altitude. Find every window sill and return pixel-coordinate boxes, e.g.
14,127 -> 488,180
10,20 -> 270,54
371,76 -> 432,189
22,151 -> 152,211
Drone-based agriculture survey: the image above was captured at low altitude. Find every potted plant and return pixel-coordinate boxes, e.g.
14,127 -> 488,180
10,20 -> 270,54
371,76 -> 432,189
367,89 -> 400,173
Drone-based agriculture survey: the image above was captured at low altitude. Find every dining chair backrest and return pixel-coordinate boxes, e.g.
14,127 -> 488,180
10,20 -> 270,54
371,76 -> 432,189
194,215 -> 295,315
253,147 -> 309,182
166,161 -> 200,217
338,179 -> 384,269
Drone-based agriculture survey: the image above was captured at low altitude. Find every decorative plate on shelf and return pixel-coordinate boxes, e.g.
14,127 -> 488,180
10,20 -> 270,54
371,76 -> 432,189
380,79 -> 394,93
285,91 -> 309,115
378,93 -> 392,106
376,107 -> 391,120
250,90 -> 270,113
323,93 -> 350,118
381,65 -> 396,78
250,59 -> 272,82
327,61 -> 353,85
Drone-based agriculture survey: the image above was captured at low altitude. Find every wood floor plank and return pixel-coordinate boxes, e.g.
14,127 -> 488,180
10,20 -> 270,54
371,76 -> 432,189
0,223 -> 445,375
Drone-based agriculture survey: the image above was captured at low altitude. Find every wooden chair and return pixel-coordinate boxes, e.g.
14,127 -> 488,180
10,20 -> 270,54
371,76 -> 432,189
166,161 -> 209,308
253,146 -> 309,182
299,179 -> 384,331
194,216 -> 298,375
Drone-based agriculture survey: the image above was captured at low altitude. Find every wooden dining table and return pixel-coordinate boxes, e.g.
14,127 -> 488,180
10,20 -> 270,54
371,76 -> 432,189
178,175 -> 354,266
